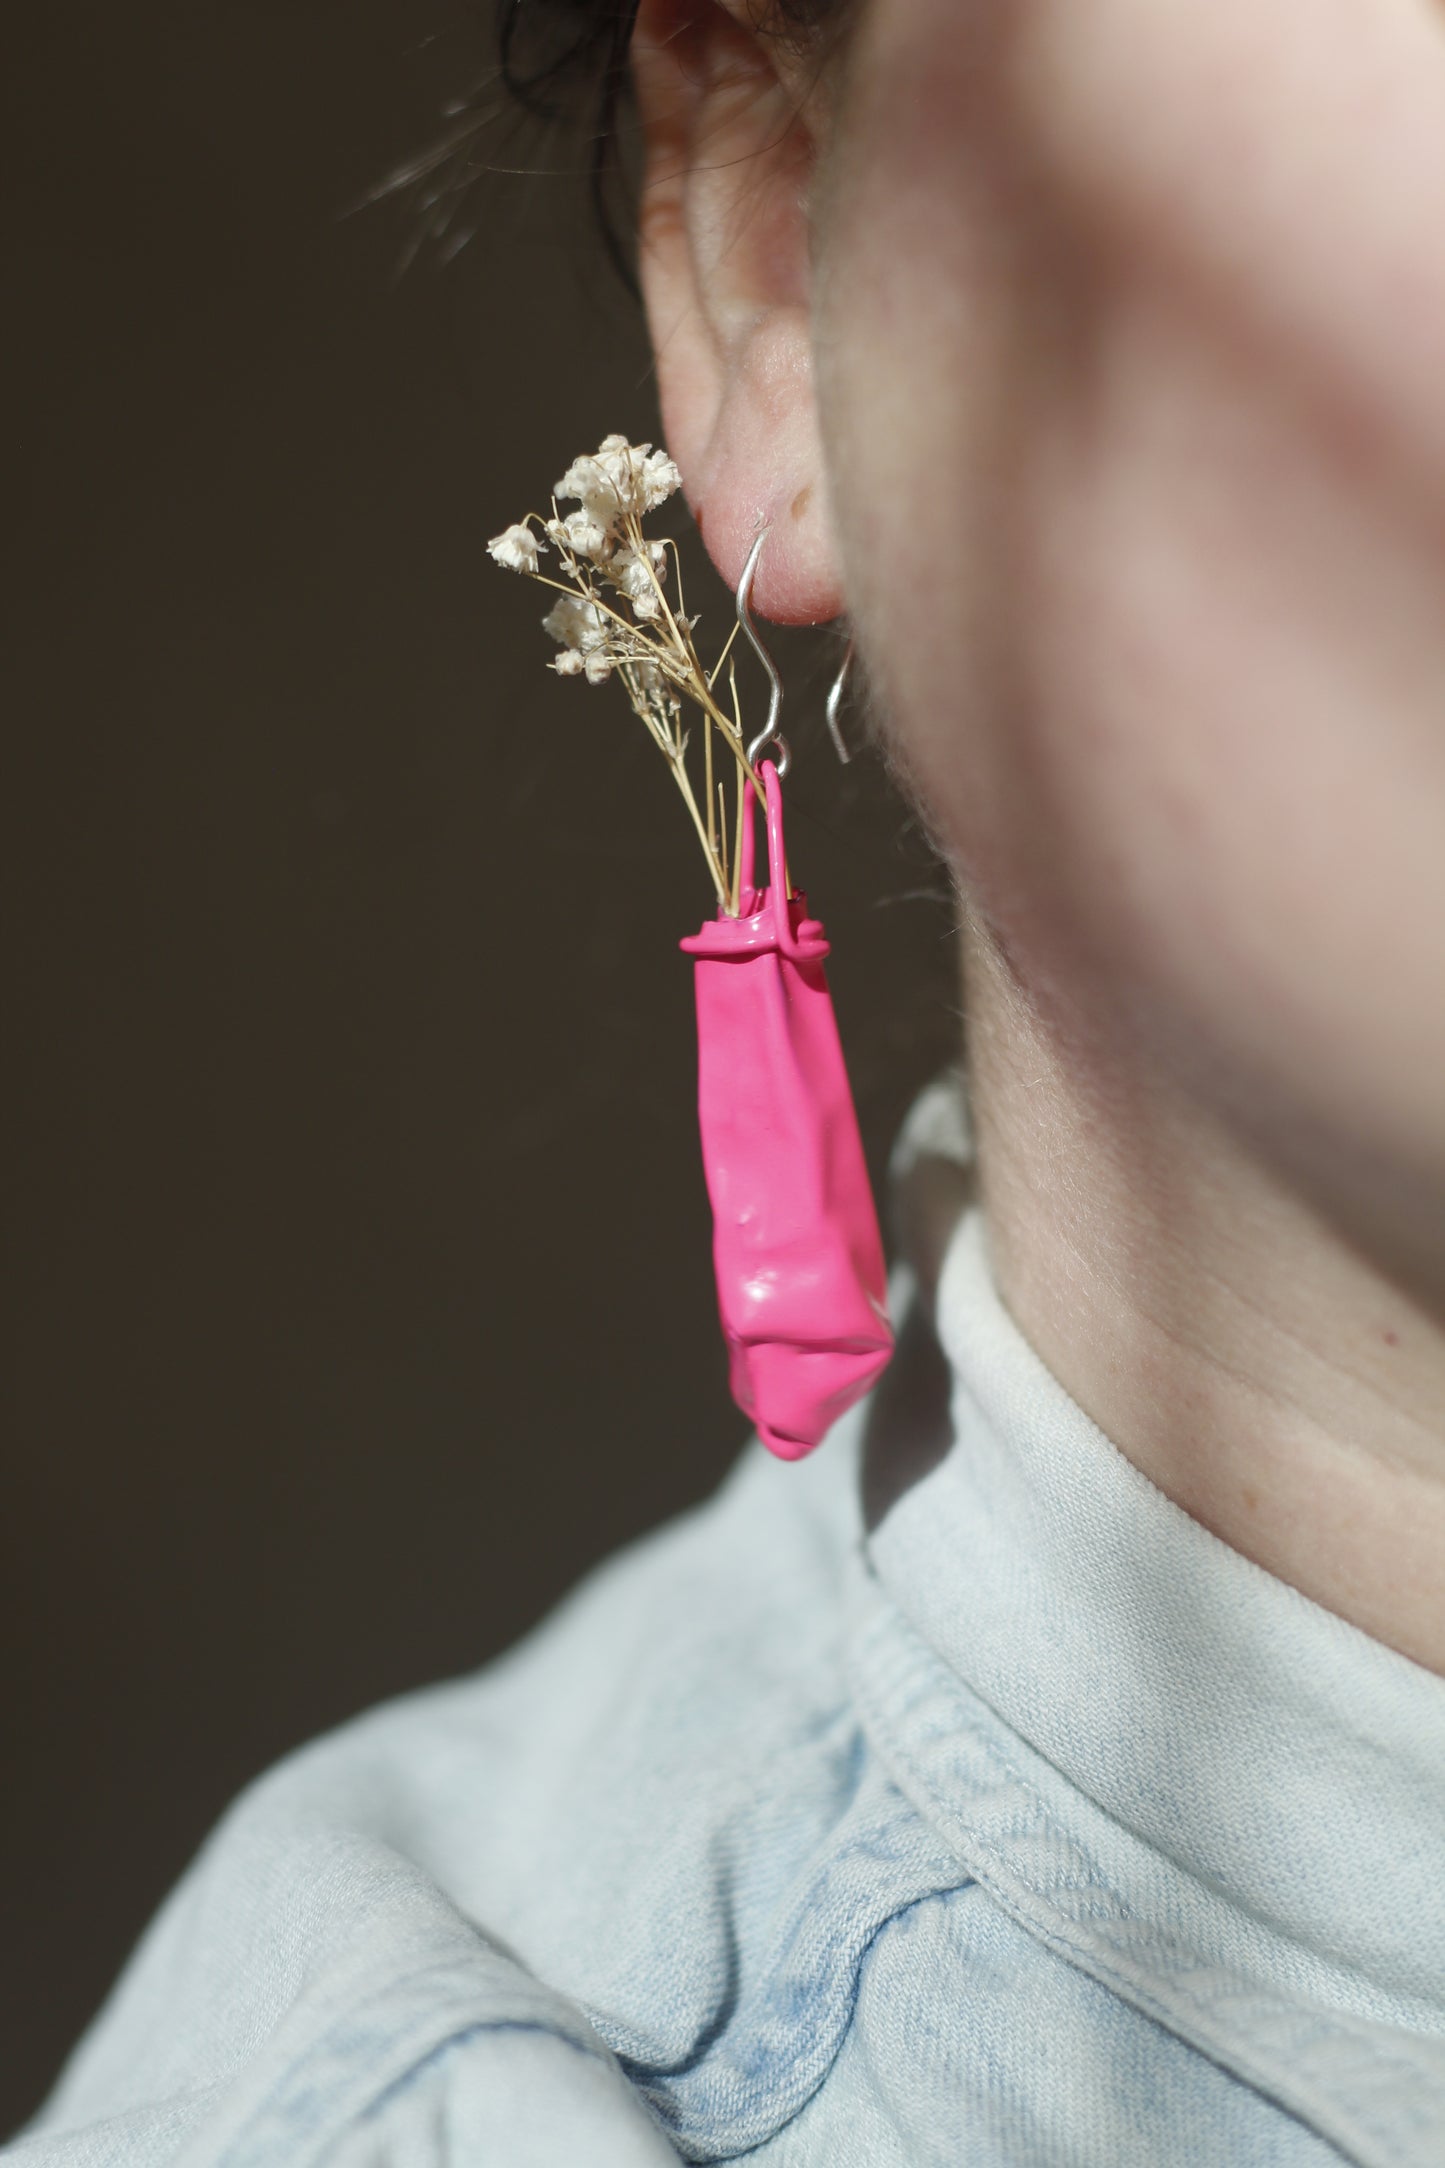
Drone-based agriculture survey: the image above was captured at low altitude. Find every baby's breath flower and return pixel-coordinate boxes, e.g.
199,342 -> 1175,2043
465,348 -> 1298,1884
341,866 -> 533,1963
596,445 -> 640,509
630,658 -> 676,708
563,509 -> 612,561
554,454 -> 620,528
487,522 -> 542,574
640,450 -> 682,511
542,593 -> 607,654
555,435 -> 684,526
489,433 -> 753,911
611,547 -> 658,603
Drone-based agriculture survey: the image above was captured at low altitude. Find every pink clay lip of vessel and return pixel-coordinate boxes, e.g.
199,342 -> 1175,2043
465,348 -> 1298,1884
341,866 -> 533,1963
681,760 -> 895,1459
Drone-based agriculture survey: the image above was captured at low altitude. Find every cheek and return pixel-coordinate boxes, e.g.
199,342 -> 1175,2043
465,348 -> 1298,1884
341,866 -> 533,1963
819,0 -> 1445,1209
1015,292 -> 1445,1175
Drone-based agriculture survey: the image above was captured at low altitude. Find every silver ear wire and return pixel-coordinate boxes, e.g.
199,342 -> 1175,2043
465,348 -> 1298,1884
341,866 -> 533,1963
737,531 -> 792,780
825,638 -> 855,765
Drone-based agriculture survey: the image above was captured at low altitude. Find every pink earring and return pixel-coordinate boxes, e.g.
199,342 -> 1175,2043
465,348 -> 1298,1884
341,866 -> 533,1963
488,444 -> 892,1457
681,543 -> 894,1459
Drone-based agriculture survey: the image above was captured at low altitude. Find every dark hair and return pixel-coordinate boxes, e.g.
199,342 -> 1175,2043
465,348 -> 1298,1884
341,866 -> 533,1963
494,0 -> 853,287
497,0 -> 852,112
377,1 -> 849,290
495,0 -> 643,286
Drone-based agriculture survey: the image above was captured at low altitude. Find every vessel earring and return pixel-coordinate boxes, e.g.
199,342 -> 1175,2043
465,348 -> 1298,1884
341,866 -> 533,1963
488,438 -> 894,1457
681,539 -> 894,1459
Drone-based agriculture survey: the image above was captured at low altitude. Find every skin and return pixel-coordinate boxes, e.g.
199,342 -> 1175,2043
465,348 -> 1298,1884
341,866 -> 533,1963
631,0 -> 1445,1670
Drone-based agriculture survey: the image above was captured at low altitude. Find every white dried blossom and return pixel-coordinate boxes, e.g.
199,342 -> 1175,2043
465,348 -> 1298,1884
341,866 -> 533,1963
611,547 -> 656,603
554,454 -> 620,527
542,593 -> 608,654
563,509 -> 612,560
541,511 -> 612,567
487,522 -> 542,574
639,448 -> 682,511
555,435 -> 683,525
629,658 -> 676,707
488,434 -> 757,911
600,446 -> 638,504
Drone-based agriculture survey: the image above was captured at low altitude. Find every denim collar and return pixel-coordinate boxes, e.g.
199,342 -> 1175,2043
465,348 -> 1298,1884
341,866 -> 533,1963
850,1083 -> 1445,2167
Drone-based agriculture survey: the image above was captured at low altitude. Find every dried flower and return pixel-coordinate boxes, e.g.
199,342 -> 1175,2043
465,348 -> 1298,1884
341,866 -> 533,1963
639,449 -> 683,511
490,434 -> 761,912
487,522 -> 542,575
553,456 -> 616,527
542,592 -> 608,654
564,509 -> 612,560
630,658 -> 668,703
555,438 -> 682,527
611,546 -> 664,602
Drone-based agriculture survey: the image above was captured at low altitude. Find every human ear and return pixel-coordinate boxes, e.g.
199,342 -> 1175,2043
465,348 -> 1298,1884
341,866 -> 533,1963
630,0 -> 842,622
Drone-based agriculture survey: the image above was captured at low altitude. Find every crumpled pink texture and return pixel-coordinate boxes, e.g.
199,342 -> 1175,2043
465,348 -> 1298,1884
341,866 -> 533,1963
681,762 -> 894,1459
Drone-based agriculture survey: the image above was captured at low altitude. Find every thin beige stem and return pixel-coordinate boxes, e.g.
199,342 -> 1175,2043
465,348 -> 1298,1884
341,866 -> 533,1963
704,710 -> 716,867
527,570 -> 672,664
512,502 -> 767,906
619,667 -> 673,753
730,664 -> 746,915
705,616 -> 742,691
727,663 -> 766,808
668,749 -> 727,908
628,513 -> 689,654
662,534 -> 689,636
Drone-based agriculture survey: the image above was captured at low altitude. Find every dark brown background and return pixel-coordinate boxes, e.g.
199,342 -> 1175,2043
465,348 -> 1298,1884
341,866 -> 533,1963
1,0 -> 954,2130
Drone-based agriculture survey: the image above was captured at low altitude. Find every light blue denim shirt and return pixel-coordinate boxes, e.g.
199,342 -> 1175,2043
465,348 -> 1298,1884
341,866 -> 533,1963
12,1084 -> 1445,2166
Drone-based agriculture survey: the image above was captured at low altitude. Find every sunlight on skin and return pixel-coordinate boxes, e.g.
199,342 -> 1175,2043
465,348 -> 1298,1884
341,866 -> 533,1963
635,0 -> 1445,1667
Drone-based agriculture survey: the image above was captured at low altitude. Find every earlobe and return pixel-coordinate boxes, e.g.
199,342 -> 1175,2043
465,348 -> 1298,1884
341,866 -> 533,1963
680,312 -> 841,624
631,0 -> 844,622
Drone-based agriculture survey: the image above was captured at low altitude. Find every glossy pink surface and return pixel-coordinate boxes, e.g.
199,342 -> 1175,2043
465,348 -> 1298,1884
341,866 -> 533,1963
681,763 -> 894,1458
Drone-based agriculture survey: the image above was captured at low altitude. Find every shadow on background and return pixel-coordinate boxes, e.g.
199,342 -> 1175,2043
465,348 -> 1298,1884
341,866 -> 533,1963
1,0 -> 956,2128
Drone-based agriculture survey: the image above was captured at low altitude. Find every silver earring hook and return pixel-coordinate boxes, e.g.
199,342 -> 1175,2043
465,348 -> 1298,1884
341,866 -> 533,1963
826,637 -> 855,765
737,531 -> 791,780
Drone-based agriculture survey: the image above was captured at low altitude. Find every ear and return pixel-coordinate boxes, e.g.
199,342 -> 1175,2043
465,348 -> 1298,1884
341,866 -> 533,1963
631,0 -> 842,623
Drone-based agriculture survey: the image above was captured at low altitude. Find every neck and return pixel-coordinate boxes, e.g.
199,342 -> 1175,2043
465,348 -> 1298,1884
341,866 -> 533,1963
961,917 -> 1445,1675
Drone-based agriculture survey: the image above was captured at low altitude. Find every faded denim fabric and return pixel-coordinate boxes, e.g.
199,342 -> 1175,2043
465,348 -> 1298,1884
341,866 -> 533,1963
10,1084 -> 1445,2166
